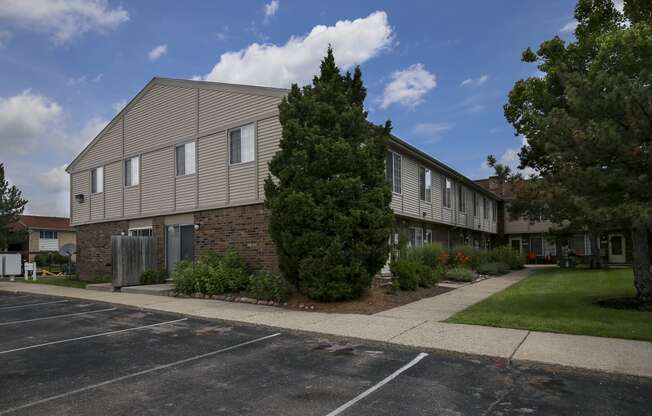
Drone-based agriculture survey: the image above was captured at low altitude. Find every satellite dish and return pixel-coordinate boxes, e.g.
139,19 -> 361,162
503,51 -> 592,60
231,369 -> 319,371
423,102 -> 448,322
59,244 -> 77,257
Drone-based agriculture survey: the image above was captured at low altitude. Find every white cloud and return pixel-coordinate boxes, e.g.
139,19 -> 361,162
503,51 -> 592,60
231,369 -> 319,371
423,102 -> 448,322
37,164 -> 68,193
0,90 -> 63,154
264,0 -> 279,19
92,73 -> 103,82
459,74 -> 488,88
112,99 -> 127,114
411,122 -> 452,136
197,11 -> 393,88
0,30 -> 12,47
380,63 -> 436,109
216,25 -> 229,41
0,0 -> 129,44
67,75 -> 87,86
560,20 -> 578,34
148,44 -> 167,61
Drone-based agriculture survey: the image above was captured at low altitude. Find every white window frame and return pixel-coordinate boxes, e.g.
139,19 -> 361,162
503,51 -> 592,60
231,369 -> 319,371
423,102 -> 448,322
483,197 -> 489,220
408,227 -> 424,248
419,166 -> 431,202
442,177 -> 451,208
124,156 -> 140,187
176,142 -> 196,176
39,230 -> 58,239
91,166 -> 103,194
458,186 -> 466,212
128,227 -> 153,237
229,123 -> 256,165
386,151 -> 402,194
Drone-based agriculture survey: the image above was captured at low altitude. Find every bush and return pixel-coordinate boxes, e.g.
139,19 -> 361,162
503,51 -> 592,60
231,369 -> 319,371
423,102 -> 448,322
140,269 -> 168,285
173,260 -> 196,295
490,246 -> 525,270
476,262 -> 510,276
403,243 -> 447,268
445,267 -> 476,282
34,252 -> 69,267
390,259 -> 420,290
172,250 -> 251,296
248,271 -> 291,302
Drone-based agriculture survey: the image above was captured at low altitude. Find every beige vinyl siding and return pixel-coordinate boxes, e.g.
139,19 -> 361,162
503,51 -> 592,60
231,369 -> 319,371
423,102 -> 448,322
71,171 -> 90,224
90,193 -> 104,221
124,84 -> 196,155
175,174 -> 197,211
123,185 -> 140,216
229,162 -> 257,204
104,161 -> 123,219
75,119 -> 123,172
402,158 -> 419,216
431,173 -> 442,221
257,117 -> 282,199
198,132 -> 228,207
141,147 -> 174,215
199,90 -> 280,134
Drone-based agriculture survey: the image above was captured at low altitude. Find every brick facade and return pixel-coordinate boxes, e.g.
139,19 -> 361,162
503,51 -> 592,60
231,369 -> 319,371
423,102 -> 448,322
76,204 -> 279,281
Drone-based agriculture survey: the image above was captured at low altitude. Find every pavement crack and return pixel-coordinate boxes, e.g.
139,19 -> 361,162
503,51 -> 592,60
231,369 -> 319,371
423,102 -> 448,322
508,330 -> 531,364
386,320 -> 428,342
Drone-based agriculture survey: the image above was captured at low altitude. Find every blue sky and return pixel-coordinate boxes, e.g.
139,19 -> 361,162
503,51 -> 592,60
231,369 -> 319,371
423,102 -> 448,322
0,0 -> 587,216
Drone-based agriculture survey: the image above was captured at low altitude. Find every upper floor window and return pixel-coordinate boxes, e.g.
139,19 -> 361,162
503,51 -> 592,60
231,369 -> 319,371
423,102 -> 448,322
176,142 -> 196,176
492,201 -> 497,222
124,156 -> 140,187
91,167 -> 103,194
442,177 -> 451,208
419,167 -> 431,202
458,186 -> 466,212
472,193 -> 478,216
483,197 -> 488,219
39,231 -> 58,239
386,151 -> 402,194
230,124 -> 255,164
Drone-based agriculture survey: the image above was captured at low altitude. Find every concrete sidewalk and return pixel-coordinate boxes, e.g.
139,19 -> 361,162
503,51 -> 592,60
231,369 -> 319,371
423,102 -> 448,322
1,271 -> 651,379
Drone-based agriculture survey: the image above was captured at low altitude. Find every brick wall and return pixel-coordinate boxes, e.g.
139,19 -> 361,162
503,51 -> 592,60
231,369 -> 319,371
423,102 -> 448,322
76,220 -> 128,280
195,204 -> 279,273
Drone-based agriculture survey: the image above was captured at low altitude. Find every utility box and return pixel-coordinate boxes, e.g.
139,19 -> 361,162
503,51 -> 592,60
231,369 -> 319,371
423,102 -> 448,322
0,253 -> 22,277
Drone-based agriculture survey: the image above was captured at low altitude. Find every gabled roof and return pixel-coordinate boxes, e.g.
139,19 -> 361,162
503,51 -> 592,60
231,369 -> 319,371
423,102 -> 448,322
66,77 -> 289,173
15,215 -> 73,231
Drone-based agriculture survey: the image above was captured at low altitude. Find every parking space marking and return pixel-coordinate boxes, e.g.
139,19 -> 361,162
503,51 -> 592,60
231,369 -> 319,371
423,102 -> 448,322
0,300 -> 68,311
0,317 -> 188,355
0,332 -> 281,415
0,307 -> 117,326
325,352 -> 429,416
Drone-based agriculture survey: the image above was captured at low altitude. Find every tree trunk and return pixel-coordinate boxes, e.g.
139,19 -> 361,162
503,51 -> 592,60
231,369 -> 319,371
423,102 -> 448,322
589,232 -> 602,269
631,224 -> 652,302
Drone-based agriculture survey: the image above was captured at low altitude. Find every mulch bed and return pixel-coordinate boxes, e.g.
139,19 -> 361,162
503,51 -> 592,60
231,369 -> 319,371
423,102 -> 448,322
284,285 -> 453,315
595,297 -> 652,312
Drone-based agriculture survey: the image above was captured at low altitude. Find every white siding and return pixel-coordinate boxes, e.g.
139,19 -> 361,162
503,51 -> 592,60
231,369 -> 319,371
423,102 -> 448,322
90,193 -> 104,221
175,174 -> 197,211
75,119 -> 123,171
198,132 -> 228,207
199,89 -> 280,134
141,148 -> 174,215
229,162 -> 257,204
104,161 -> 123,219
71,171 -> 90,224
257,117 -> 282,199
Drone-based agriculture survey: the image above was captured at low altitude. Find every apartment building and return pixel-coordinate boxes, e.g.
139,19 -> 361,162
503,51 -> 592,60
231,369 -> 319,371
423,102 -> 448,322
66,78 -> 499,279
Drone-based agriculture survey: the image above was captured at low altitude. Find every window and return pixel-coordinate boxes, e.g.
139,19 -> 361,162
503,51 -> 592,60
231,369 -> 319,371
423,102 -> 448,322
442,177 -> 451,208
408,227 -> 423,248
458,186 -> 465,212
176,142 -> 196,176
472,193 -> 478,216
419,167 -> 431,202
39,231 -> 58,239
483,197 -> 488,219
492,201 -> 497,222
91,167 -> 103,193
124,157 -> 140,186
424,229 -> 432,244
386,151 -> 402,193
128,227 -> 152,237
229,124 -> 255,164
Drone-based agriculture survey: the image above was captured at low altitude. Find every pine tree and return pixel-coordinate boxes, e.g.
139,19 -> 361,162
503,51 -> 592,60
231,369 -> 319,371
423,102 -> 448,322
0,164 -> 28,251
264,47 -> 394,301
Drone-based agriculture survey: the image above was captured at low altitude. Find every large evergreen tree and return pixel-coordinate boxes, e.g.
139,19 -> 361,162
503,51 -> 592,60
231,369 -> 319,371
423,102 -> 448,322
0,164 -> 28,251
264,48 -> 393,301
502,0 -> 652,301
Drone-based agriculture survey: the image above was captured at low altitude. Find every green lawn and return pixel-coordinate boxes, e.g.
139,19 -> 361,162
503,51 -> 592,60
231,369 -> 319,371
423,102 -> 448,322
22,276 -> 88,289
448,268 -> 652,342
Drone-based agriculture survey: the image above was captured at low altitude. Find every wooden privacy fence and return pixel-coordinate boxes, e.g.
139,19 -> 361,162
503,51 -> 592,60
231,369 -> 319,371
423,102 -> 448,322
112,236 -> 158,288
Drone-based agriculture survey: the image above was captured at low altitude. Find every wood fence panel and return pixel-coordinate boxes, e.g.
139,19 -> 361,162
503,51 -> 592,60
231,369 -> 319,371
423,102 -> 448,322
112,236 -> 157,287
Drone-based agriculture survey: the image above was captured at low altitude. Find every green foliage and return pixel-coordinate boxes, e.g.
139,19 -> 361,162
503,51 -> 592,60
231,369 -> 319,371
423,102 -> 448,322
445,267 -> 476,282
173,250 -> 251,296
390,259 -> 442,290
34,252 -> 69,267
248,271 -> 292,302
173,260 -> 196,295
449,245 -> 489,269
402,243 -> 447,268
490,246 -> 525,270
140,269 -> 168,285
264,47 -> 393,302
0,163 -> 28,250
477,262 -> 510,276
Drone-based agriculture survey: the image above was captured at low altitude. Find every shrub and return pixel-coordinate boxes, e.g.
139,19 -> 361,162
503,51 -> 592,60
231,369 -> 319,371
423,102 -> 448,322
173,250 -> 251,297
449,245 -> 491,269
445,267 -> 476,282
140,269 -> 168,285
490,246 -> 525,270
403,242 -> 447,268
476,262 -> 510,276
390,259 -> 420,291
248,271 -> 291,302
173,260 -> 196,295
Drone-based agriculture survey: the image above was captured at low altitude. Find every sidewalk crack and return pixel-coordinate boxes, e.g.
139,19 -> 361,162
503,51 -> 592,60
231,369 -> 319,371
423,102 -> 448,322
386,320 -> 428,342
508,330 -> 531,364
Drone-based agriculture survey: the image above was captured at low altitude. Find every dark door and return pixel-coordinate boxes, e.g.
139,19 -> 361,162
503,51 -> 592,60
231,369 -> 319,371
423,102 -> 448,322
166,224 -> 194,274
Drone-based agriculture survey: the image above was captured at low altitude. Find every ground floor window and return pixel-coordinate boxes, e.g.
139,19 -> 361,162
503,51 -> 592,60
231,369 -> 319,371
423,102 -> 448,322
128,227 -> 153,237
408,227 -> 423,248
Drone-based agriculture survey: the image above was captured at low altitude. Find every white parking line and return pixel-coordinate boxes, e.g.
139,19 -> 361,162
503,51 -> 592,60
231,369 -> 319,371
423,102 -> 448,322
0,300 -> 68,311
0,307 -> 117,326
0,332 -> 281,415
0,317 -> 188,355
325,352 -> 429,416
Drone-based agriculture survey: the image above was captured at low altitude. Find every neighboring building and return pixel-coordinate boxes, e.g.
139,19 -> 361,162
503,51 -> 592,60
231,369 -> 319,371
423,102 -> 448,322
476,176 -> 630,264
66,77 -> 500,279
10,215 -> 77,262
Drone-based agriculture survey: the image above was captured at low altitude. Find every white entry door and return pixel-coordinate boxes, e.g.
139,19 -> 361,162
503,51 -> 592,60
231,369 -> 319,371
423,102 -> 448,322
608,234 -> 626,264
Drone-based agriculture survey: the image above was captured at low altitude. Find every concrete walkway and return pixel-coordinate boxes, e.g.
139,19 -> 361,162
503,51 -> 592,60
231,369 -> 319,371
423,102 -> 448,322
2,270 -> 651,379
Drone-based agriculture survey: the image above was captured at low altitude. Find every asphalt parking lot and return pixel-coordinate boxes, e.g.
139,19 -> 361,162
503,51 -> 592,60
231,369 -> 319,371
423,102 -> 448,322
0,291 -> 650,416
